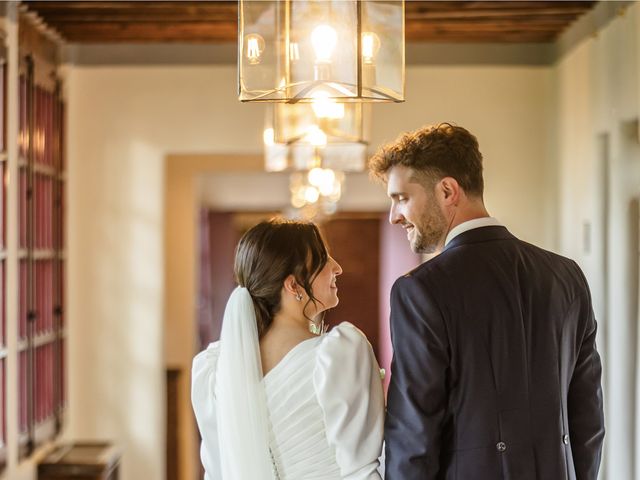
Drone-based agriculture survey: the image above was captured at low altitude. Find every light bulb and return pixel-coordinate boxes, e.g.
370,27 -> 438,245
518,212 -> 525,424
304,186 -> 320,204
245,34 -> 265,65
292,188 -> 306,208
305,126 -> 327,147
263,128 -> 275,146
311,91 -> 345,119
361,32 -> 380,64
265,151 -> 288,172
311,25 -> 337,63
329,172 -> 344,201
307,168 -> 337,196
289,42 -> 300,62
319,176 -> 336,197
308,167 -> 325,188
329,181 -> 342,201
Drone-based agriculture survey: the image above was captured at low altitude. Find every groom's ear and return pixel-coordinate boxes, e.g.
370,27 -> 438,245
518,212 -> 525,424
440,177 -> 461,206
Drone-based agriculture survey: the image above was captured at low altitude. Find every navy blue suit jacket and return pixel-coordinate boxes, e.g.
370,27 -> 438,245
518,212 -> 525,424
385,226 -> 605,480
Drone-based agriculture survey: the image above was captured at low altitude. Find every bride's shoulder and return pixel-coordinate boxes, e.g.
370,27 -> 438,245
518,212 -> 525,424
317,322 -> 374,360
323,321 -> 369,343
314,322 -> 381,393
191,342 -> 221,409
192,341 -> 221,373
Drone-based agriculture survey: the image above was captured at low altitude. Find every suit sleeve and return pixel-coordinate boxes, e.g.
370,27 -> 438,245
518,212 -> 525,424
385,275 -> 449,480
568,266 -> 605,479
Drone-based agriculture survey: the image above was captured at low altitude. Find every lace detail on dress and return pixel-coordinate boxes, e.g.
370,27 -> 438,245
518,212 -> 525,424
269,447 -> 280,480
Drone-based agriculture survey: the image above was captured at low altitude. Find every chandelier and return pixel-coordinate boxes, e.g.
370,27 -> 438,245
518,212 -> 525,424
272,100 -> 369,145
239,0 -> 405,103
289,168 -> 345,218
264,99 -> 369,170
263,116 -> 367,219
264,127 -> 367,172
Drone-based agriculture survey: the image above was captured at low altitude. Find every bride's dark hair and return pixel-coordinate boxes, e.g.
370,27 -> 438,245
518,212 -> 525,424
234,219 -> 329,337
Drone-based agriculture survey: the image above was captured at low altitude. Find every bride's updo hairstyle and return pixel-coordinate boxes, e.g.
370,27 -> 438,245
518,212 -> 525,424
234,219 -> 329,337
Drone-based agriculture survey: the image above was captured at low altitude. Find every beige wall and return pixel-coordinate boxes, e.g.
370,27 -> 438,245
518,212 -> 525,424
64,61 -> 555,480
371,66 -> 557,248
555,4 -> 640,479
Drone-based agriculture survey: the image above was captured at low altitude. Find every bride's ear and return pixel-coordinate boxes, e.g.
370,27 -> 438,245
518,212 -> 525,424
283,275 -> 299,297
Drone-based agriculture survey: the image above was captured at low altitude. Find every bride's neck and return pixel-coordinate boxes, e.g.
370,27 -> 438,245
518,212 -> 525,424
270,309 -> 310,336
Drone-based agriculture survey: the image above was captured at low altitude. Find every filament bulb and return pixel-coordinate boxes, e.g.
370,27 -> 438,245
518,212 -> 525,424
245,34 -> 265,65
361,32 -> 380,64
311,25 -> 338,63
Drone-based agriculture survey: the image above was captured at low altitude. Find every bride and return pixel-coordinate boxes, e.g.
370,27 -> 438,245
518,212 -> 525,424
191,220 -> 385,479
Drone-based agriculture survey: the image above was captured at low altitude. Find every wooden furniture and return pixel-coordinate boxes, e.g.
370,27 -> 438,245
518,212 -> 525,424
37,442 -> 122,480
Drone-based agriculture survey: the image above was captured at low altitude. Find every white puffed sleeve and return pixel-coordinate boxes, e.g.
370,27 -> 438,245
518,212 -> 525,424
313,322 -> 385,480
191,342 -> 221,480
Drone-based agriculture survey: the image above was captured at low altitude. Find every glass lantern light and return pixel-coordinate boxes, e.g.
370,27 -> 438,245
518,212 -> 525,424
264,133 -> 361,218
263,126 -> 368,173
263,102 -> 369,173
239,0 -> 405,103
289,168 -> 346,218
272,101 -> 370,146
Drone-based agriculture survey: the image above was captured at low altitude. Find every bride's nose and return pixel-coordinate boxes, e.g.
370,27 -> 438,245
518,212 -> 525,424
332,257 -> 343,276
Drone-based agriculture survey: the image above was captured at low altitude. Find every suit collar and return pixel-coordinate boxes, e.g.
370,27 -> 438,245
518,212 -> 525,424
442,225 -> 515,253
444,217 -> 503,247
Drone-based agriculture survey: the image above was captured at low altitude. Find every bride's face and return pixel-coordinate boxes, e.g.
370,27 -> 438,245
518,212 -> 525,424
309,256 -> 343,313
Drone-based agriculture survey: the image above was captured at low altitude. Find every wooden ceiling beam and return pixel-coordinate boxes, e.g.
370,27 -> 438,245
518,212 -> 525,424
405,1 -> 595,12
22,0 -> 598,44
38,16 -> 237,24
41,13 -> 581,25
408,34 -> 557,43
407,25 -> 564,34
52,23 -> 237,43
406,10 -> 591,20
35,8 -> 236,18
24,1 -> 237,11
47,24 -> 575,44
407,18 -> 577,27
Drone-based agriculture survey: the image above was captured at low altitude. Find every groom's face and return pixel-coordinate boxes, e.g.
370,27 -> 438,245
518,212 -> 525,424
387,165 -> 448,254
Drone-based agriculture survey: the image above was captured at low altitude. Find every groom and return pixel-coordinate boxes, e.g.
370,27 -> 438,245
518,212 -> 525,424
370,123 -> 605,479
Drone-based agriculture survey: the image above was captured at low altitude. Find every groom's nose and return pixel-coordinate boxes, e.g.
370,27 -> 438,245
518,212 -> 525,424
389,205 -> 404,225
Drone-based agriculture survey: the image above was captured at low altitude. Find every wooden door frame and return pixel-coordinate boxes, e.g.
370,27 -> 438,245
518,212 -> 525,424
163,154 -> 262,480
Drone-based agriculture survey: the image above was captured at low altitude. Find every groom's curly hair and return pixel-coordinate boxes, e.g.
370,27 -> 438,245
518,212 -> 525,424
234,220 -> 329,337
368,122 -> 484,197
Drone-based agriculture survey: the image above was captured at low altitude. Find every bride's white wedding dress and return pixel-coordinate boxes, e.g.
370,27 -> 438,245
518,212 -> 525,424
192,322 -> 385,479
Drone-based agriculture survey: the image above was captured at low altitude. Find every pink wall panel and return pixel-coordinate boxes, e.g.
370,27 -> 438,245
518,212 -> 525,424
379,214 -> 422,394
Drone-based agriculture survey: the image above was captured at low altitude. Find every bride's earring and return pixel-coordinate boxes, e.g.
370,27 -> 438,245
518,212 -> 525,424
308,315 -> 327,336
308,319 -> 324,336
295,292 -> 303,302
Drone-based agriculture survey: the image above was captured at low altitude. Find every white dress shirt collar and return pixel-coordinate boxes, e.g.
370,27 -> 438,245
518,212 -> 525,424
444,217 -> 503,247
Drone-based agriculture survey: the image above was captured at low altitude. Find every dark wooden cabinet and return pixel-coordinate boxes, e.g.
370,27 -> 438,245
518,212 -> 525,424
38,442 -> 122,480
